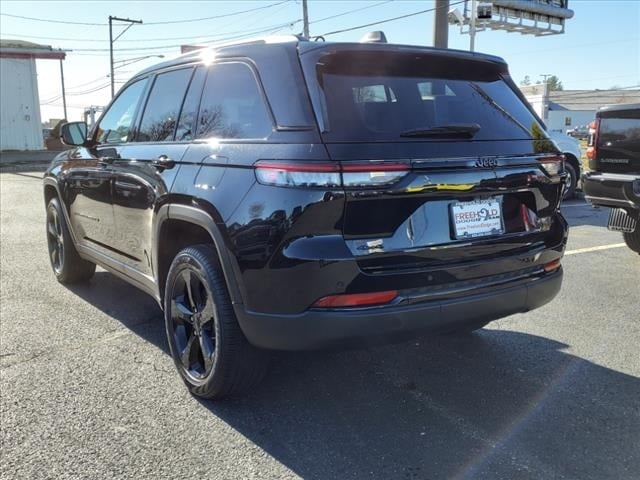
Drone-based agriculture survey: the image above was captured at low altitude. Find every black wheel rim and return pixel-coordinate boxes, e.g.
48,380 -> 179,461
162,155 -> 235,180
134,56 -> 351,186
169,268 -> 217,381
47,207 -> 64,274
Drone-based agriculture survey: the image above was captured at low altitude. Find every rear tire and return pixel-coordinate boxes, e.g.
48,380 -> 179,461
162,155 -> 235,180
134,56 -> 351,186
623,224 -> 640,254
46,197 -> 96,284
164,244 -> 270,399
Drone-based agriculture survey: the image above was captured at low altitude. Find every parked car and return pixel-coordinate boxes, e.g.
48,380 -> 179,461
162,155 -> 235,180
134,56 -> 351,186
44,35 -> 568,399
549,131 -> 582,199
567,125 -> 589,140
582,103 -> 640,253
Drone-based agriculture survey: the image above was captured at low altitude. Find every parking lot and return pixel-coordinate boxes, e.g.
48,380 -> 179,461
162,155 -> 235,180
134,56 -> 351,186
1,171 -> 638,479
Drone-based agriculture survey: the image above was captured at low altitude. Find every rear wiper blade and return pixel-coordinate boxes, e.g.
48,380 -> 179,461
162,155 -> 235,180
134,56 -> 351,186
400,123 -> 481,138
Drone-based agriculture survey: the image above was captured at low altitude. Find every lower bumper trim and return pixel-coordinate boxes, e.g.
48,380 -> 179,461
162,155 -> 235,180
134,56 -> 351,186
235,269 -> 563,351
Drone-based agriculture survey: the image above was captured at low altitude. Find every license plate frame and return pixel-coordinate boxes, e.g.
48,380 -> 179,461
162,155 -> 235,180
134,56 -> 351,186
450,197 -> 504,239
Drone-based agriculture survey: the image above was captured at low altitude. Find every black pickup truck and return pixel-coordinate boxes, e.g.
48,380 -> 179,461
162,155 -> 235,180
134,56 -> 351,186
582,103 -> 640,253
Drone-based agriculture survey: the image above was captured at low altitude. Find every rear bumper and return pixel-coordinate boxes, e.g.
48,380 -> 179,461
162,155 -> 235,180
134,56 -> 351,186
235,268 -> 563,351
582,171 -> 640,209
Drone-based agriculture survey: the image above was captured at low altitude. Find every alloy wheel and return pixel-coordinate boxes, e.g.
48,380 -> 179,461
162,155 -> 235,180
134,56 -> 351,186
47,207 -> 64,274
169,268 -> 217,381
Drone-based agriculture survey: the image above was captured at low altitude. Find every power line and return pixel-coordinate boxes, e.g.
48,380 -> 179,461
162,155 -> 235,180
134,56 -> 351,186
310,1 -> 394,26
0,1 -> 290,27
41,83 -> 112,104
319,0 -> 465,37
67,19 -> 302,52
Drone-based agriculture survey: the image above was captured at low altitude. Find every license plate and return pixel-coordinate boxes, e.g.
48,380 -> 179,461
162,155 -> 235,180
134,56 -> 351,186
450,198 -> 504,239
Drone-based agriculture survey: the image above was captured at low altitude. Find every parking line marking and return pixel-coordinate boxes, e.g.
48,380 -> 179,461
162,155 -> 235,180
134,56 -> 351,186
565,243 -> 627,255
561,203 -> 594,208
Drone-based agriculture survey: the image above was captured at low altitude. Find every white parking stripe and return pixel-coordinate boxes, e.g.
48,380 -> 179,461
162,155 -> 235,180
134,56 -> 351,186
565,243 -> 627,255
561,203 -> 595,208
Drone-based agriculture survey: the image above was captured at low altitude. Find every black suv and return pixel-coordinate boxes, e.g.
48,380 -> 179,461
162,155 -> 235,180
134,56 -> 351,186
582,103 -> 640,253
44,36 -> 568,399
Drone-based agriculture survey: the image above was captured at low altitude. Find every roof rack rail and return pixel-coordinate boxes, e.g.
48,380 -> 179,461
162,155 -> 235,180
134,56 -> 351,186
179,34 -> 306,56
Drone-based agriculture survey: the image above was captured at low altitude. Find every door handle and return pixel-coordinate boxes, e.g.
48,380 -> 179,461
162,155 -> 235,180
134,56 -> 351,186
151,155 -> 176,170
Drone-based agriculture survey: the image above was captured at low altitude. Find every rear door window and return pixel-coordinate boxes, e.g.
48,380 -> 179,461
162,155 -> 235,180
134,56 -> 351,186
313,51 -> 544,142
175,66 -> 206,142
196,63 -> 273,139
136,67 -> 193,142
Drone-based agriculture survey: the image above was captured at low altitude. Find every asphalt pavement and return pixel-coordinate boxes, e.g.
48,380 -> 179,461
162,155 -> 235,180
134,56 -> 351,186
1,171 -> 638,480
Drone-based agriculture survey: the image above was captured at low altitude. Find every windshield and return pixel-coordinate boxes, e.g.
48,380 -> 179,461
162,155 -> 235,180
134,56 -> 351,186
314,51 -> 545,143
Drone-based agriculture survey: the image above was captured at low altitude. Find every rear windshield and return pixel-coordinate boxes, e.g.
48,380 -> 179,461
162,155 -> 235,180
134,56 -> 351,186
597,116 -> 640,152
314,51 -> 545,142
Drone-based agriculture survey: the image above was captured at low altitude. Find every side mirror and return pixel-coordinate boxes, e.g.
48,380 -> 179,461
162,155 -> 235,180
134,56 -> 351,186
60,121 -> 88,146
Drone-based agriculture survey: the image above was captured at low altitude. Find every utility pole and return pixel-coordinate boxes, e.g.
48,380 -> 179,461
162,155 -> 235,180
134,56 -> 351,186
109,15 -> 143,98
469,0 -> 477,51
433,0 -> 449,48
302,0 -> 310,38
59,59 -> 67,120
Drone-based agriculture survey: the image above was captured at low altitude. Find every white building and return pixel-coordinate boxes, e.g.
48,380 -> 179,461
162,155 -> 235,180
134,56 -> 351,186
521,84 -> 640,133
0,39 -> 66,151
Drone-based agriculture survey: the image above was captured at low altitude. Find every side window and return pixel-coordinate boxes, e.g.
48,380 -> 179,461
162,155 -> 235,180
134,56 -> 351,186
96,79 -> 147,144
175,67 -> 206,142
197,63 -> 272,139
136,68 -> 193,142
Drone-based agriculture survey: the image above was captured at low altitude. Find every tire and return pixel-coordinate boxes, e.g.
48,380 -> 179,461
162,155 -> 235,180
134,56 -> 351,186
623,223 -> 640,254
46,197 -> 96,284
164,244 -> 270,399
562,160 -> 578,200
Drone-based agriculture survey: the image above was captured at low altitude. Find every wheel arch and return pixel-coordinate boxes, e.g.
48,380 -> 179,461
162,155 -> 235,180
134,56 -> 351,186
563,151 -> 581,175
154,204 -> 244,307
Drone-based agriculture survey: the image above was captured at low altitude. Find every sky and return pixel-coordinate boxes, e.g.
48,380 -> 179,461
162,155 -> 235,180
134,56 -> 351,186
1,0 -> 639,123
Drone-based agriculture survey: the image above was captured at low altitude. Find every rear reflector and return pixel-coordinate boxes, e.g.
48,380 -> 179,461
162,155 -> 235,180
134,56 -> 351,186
312,290 -> 398,308
254,160 -> 410,188
543,259 -> 561,272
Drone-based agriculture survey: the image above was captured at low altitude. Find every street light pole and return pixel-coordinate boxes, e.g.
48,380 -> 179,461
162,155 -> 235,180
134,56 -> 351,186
109,15 -> 143,98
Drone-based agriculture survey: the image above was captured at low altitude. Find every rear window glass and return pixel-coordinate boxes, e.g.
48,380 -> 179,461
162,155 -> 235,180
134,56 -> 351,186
315,52 -> 544,142
598,117 -> 640,149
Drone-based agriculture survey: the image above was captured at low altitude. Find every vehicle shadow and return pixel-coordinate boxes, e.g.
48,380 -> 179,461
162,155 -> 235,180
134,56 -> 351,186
67,272 -> 640,479
561,201 -> 610,228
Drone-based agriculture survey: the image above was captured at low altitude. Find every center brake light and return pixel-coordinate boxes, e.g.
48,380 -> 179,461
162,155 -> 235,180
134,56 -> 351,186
254,160 -> 410,188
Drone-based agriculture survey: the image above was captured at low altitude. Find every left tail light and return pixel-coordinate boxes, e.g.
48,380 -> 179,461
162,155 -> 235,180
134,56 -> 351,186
539,155 -> 565,177
254,160 -> 410,188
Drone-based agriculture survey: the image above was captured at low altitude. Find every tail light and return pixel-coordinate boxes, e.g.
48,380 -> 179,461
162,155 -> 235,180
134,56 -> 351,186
254,161 -> 341,188
586,119 -> 600,169
539,155 -> 565,177
312,290 -> 398,308
254,160 -> 410,188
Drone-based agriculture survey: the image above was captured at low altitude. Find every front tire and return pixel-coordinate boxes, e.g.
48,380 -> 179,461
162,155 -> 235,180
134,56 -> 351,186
164,244 -> 269,399
562,161 -> 578,200
46,197 -> 96,284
